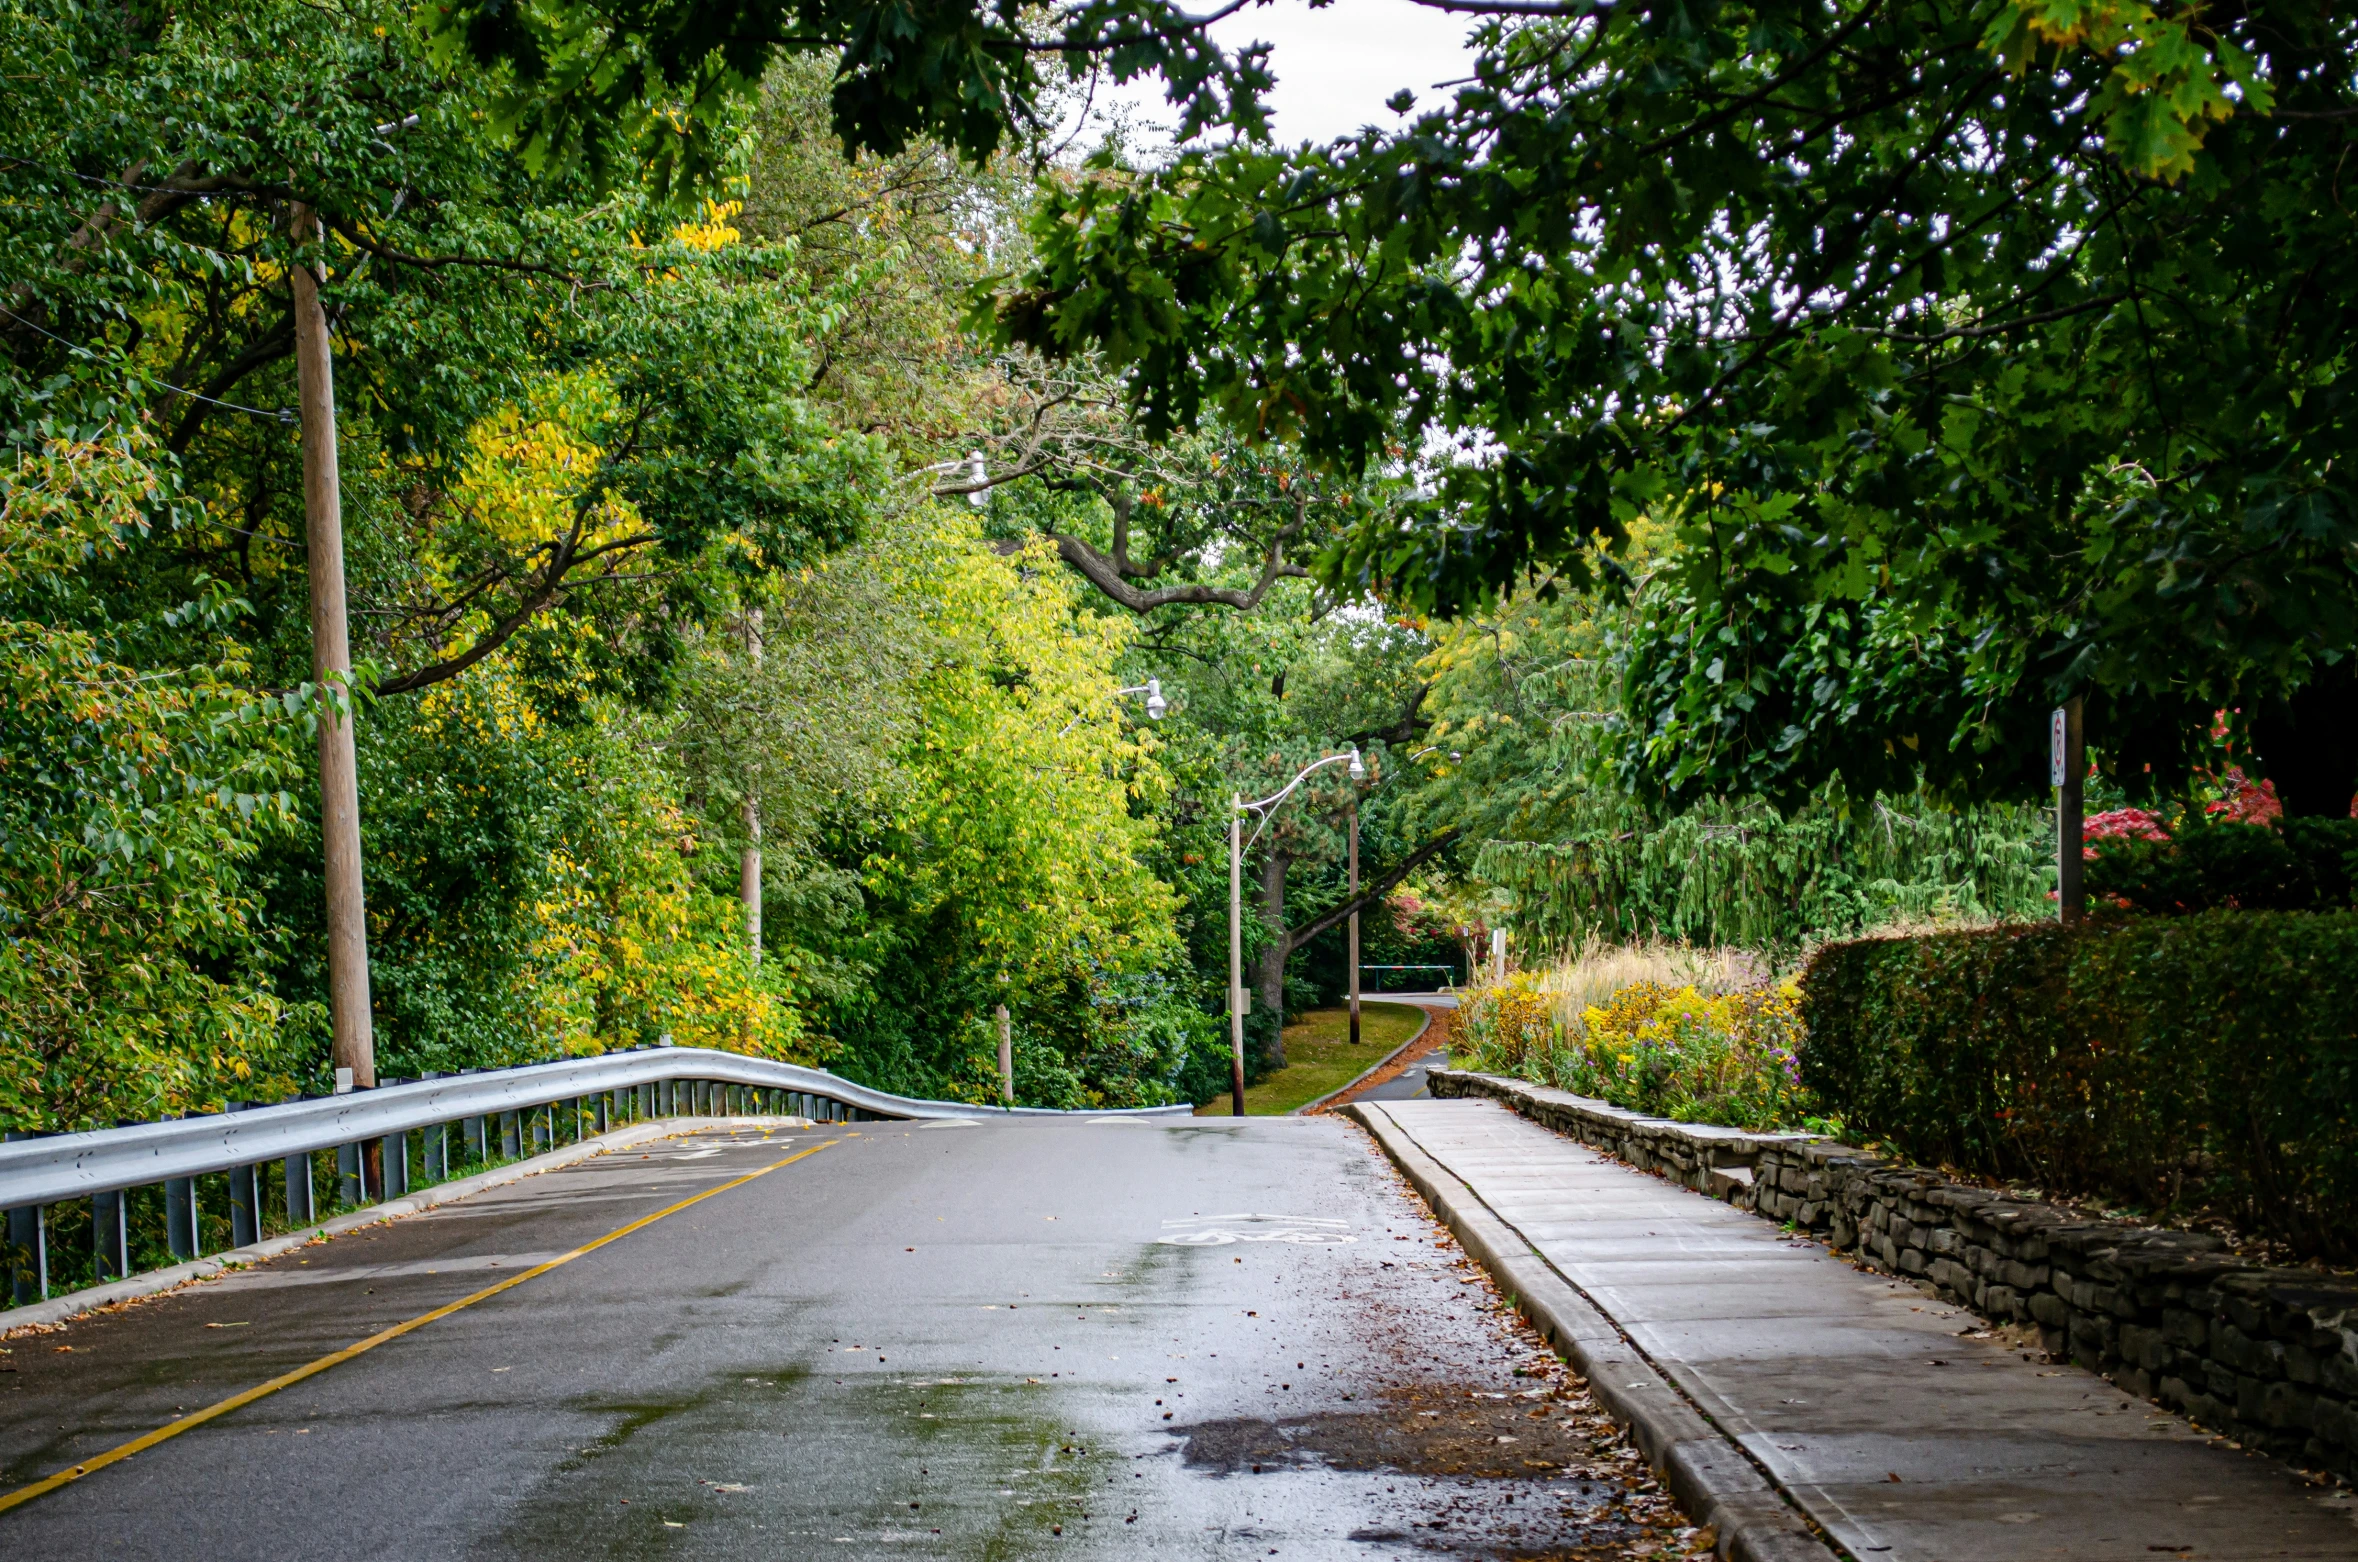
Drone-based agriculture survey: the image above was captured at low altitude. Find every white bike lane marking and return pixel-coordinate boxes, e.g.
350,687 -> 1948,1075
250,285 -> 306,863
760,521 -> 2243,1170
1155,1214 -> 1355,1246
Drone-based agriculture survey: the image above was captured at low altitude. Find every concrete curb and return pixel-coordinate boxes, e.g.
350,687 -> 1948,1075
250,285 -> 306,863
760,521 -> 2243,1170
1,1116 -> 810,1333
1291,1003 -> 1436,1116
1346,1101 -> 1840,1562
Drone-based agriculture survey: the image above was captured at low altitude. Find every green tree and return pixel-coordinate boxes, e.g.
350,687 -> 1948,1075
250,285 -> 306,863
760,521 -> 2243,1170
0,434 -> 303,1128
990,0 -> 2358,812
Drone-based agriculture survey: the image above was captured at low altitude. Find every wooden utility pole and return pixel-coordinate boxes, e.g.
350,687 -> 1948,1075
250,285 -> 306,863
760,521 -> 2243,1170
996,1004 -> 1014,1107
1346,804 -> 1361,1045
2053,696 -> 2086,922
291,203 -> 374,1090
741,610 -> 764,967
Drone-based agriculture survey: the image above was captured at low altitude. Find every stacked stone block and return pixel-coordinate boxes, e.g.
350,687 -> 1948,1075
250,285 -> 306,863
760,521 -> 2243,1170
1428,1067 -> 2358,1481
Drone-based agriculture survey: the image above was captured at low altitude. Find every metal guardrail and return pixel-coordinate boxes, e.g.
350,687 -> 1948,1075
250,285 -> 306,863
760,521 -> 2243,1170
2,1046 -> 1190,1309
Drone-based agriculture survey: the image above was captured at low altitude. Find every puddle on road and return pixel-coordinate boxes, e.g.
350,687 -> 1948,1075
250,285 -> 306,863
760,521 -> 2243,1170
471,1369 -> 1090,1561
1167,1383 -> 1691,1558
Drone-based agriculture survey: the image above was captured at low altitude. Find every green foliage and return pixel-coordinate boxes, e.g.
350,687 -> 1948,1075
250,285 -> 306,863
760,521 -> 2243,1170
0,0 -> 1208,1122
1800,915 -> 2358,1261
1413,570 -> 2053,957
0,435 -> 304,1128
1480,795 -> 2054,960
996,0 -> 2358,806
437,0 -> 1277,189
2087,819 -> 2358,915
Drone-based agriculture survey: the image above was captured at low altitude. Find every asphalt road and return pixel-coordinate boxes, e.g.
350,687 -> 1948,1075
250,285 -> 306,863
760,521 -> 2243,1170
0,1116 -> 1704,1560
1353,995 -> 1458,1104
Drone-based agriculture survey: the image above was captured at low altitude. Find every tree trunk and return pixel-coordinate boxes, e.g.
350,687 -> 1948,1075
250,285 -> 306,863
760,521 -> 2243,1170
2252,662 -> 2358,818
1256,849 -> 1289,1069
291,203 -> 374,1089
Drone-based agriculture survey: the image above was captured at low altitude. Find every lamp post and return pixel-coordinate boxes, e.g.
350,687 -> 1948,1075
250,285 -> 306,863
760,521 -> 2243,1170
1229,747 -> 1365,1115
1349,746 -> 1453,1036
1347,801 -> 1360,1045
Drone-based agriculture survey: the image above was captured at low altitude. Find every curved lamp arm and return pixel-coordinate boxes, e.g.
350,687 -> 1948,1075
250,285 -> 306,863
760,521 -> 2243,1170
1240,747 -> 1365,852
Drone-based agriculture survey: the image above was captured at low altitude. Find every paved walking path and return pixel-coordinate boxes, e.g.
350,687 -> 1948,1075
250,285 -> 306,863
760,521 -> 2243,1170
1342,992 -> 1458,1104
1362,1097 -> 2358,1561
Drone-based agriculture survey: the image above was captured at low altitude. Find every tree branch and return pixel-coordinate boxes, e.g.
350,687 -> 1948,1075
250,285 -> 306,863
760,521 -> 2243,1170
166,318 -> 295,453
1283,829 -> 1462,954
1341,683 -> 1431,749
1045,526 -> 1307,612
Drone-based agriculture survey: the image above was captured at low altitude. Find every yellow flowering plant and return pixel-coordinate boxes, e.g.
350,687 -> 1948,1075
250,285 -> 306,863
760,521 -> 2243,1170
1462,961 -> 1814,1131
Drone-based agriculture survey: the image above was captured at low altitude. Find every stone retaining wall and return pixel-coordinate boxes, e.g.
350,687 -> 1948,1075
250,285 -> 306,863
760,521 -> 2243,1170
1428,1067 -> 2358,1482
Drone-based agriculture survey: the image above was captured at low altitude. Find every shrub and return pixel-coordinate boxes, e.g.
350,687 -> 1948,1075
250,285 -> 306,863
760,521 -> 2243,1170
1801,913 -> 2358,1261
1460,944 -> 1810,1130
2085,818 -> 2358,914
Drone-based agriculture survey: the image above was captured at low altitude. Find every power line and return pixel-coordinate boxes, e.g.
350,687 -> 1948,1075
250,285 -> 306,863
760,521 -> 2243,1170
2,306 -> 295,424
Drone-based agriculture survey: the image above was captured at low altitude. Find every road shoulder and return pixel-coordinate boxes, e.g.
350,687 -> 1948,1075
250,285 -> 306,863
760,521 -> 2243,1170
1348,1099 -> 1837,1562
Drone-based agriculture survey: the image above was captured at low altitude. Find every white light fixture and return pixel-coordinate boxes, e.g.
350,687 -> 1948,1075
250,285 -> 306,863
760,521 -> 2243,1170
1145,677 -> 1167,721
965,451 -> 989,507
1347,745 -> 1366,781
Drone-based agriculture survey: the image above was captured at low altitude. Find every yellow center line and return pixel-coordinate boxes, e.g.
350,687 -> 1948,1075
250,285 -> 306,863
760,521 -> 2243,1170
0,1136 -> 839,1517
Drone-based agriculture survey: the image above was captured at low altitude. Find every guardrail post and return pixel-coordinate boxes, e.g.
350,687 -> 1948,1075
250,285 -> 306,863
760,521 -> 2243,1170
6,1200 -> 47,1303
380,1131 -> 409,1198
499,1110 -> 521,1160
286,1153 -> 316,1227
228,1163 -> 262,1246
532,1106 -> 550,1154
424,1122 -> 448,1182
338,1142 -> 363,1205
595,1092 -> 610,1133
94,1189 -> 129,1282
165,1177 -> 201,1261
466,1114 -> 487,1163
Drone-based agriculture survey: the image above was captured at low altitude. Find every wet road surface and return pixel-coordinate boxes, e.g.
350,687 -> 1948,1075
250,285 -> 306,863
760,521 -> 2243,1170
1350,995 -> 1458,1104
1,1116 -> 1710,1560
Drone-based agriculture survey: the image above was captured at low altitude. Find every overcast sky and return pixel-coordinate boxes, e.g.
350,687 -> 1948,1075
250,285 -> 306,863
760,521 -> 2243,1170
1086,0 -> 1485,151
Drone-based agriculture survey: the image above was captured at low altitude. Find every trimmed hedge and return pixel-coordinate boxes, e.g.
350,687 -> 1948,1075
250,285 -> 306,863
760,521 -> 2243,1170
1800,913 -> 2358,1262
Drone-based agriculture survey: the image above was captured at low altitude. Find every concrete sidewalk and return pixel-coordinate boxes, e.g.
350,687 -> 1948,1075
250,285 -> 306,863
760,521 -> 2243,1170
1358,1096 -> 2358,1562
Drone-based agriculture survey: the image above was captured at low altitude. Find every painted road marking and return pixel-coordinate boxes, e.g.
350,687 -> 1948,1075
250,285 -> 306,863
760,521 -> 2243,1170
1157,1214 -> 1355,1246
0,1137 -> 839,1518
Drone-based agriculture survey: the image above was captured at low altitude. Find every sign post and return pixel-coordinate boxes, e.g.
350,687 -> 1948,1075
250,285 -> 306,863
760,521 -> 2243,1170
2051,699 -> 2085,922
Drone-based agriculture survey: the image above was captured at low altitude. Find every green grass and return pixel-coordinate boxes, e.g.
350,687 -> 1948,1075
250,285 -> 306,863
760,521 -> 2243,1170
1197,1002 -> 1432,1115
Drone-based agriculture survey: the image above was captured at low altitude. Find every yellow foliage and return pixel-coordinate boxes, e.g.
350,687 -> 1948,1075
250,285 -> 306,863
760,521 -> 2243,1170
672,199 -> 745,252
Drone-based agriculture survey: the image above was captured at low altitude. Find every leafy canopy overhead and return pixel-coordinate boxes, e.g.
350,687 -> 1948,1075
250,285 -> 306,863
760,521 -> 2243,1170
985,0 -> 2356,806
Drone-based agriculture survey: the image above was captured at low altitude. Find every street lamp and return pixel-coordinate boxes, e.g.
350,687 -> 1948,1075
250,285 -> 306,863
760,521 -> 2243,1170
1059,677 -> 1166,737
1229,746 -> 1365,1116
1117,677 -> 1167,720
